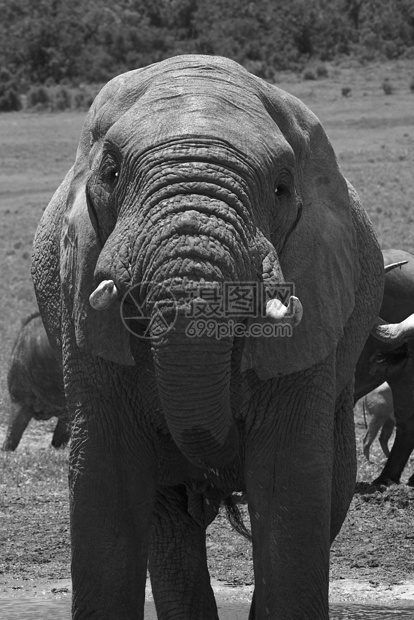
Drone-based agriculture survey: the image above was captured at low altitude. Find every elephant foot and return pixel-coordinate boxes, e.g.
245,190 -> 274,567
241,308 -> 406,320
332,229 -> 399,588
372,475 -> 400,487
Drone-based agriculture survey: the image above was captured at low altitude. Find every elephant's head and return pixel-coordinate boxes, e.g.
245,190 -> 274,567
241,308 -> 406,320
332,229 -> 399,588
37,56 -> 359,468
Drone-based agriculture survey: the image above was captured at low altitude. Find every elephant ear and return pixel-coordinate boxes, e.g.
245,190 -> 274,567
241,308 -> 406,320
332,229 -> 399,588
59,161 -> 134,366
242,83 -> 360,378
35,71 -> 157,367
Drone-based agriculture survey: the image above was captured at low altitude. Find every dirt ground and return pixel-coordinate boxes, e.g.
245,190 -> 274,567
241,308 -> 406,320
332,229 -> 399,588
1,408 -> 414,607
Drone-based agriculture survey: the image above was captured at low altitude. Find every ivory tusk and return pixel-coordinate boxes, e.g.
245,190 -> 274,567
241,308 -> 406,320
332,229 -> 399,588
89,280 -> 118,310
383,260 -> 408,274
266,295 -> 303,327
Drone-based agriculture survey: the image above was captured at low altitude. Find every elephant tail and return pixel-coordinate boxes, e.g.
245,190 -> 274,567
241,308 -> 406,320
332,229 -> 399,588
223,495 -> 252,541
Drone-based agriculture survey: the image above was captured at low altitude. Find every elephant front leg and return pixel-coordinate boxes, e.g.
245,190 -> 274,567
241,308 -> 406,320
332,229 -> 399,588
69,413 -> 155,620
245,370 -> 335,620
331,381 -> 357,542
149,485 -> 219,619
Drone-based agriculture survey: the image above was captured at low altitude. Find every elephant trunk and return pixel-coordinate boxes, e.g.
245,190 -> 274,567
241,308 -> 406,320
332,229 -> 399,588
147,245 -> 302,467
89,240 -> 303,469
151,310 -> 238,467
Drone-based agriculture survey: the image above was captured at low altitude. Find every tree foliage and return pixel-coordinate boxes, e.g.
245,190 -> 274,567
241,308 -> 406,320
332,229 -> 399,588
0,0 -> 413,89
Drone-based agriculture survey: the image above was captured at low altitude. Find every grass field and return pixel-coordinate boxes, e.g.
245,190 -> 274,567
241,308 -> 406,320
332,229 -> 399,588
1,59 -> 414,601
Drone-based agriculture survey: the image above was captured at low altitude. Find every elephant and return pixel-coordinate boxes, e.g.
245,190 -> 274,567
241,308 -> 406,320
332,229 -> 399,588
355,249 -> 414,486
31,55 -> 385,619
354,382 -> 395,460
2,312 -> 69,451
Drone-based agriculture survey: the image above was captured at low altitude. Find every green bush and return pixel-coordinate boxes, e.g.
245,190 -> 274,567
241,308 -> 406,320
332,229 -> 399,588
44,77 -> 56,88
53,86 -> 71,111
303,68 -> 317,80
0,0 -> 414,88
0,87 -> 21,111
27,85 -> 51,109
316,64 -> 328,78
73,91 -> 86,109
0,67 -> 12,83
0,67 -> 22,111
73,89 -> 95,110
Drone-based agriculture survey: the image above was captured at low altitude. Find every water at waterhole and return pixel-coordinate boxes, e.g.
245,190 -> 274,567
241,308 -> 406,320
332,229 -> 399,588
1,598 -> 413,619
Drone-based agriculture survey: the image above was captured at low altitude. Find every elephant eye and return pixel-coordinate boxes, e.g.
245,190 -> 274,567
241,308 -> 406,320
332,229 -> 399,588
275,183 -> 291,198
86,152 -> 120,244
99,154 -> 120,190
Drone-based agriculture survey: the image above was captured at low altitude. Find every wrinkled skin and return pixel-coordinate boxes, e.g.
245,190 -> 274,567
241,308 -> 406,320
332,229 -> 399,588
2,313 -> 69,451
354,381 -> 395,460
355,249 -> 414,486
31,55 -> 384,620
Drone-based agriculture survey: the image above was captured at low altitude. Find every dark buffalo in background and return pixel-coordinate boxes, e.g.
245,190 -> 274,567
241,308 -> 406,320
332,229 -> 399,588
2,312 -> 69,451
